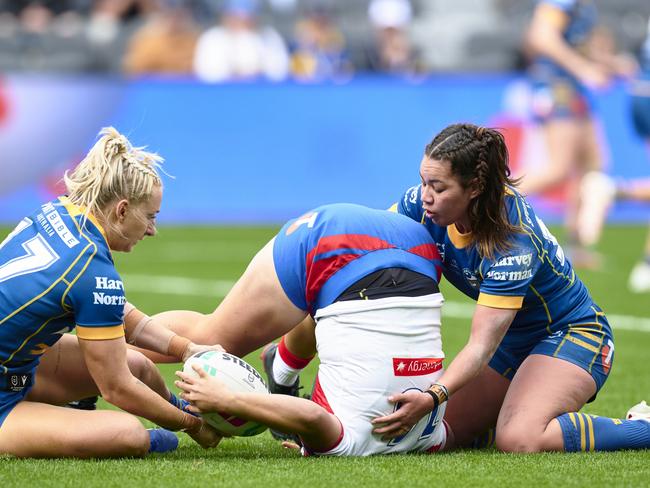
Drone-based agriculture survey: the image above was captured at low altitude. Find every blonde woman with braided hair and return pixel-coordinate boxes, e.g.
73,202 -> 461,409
368,122 -> 650,453
0,127 -> 221,458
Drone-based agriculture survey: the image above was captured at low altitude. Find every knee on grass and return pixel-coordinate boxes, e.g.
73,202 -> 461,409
495,425 -> 547,453
106,415 -> 151,457
62,414 -> 150,458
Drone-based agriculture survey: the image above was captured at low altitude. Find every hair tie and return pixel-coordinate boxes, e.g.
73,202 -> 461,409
108,135 -> 129,156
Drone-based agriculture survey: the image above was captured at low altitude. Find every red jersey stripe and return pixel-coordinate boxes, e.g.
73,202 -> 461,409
305,252 -> 360,309
407,243 -> 440,261
408,243 -> 442,281
306,234 -> 395,261
305,234 -> 395,308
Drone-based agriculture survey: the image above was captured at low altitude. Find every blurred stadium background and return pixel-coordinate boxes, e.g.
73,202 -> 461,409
1,0 -> 649,225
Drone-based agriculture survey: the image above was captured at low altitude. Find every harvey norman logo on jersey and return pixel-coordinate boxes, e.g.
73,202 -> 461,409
92,276 -> 126,305
493,253 -> 533,267
486,253 -> 534,281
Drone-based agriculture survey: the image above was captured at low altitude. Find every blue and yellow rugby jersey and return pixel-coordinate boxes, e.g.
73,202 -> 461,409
273,203 -> 442,314
395,185 -> 599,334
0,196 -> 126,378
531,0 -> 597,80
528,0 -> 598,121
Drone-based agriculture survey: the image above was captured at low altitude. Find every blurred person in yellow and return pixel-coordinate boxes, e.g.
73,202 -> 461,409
123,0 -> 199,76
289,3 -> 353,82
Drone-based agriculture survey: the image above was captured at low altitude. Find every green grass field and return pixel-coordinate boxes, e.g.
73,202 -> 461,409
1,224 -> 650,487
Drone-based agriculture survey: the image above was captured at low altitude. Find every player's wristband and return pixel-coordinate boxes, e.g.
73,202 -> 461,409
178,412 -> 202,434
432,383 -> 449,402
168,335 -> 192,361
126,315 -> 152,345
425,383 -> 449,409
424,389 -> 439,409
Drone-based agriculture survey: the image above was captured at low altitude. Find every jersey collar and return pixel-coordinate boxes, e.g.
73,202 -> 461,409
58,196 -> 108,242
447,223 -> 473,249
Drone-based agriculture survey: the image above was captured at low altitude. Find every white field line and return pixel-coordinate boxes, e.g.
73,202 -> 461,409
122,274 -> 650,333
442,301 -> 650,333
123,274 -> 235,298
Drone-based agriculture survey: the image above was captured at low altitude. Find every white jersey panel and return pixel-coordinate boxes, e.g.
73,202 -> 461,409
311,293 -> 446,456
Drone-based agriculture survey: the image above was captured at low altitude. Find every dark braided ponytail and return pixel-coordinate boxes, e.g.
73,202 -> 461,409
425,123 -> 521,259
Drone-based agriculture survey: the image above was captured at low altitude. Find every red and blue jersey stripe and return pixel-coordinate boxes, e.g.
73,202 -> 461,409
273,204 -> 441,314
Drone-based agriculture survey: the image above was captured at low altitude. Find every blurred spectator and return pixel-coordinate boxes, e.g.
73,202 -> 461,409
193,0 -> 289,83
6,1 -> 98,72
87,0 -> 156,45
12,1 -> 88,35
268,0 -> 298,13
289,4 -> 352,82
360,0 -> 422,75
123,0 -> 199,76
17,2 -> 55,34
5,1 -> 88,19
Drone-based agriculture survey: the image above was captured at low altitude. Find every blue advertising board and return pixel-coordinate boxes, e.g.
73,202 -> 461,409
0,75 -> 647,224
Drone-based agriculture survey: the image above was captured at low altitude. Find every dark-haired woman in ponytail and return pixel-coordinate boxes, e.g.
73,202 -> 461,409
372,123 -> 650,453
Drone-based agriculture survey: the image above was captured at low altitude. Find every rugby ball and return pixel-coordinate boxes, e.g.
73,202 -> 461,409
183,350 -> 269,437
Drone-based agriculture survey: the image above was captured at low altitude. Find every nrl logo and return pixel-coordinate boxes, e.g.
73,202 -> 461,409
8,374 -> 29,391
436,243 -> 446,261
463,268 -> 480,289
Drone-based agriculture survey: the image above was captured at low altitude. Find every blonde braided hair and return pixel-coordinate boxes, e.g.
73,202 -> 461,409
64,127 -> 164,230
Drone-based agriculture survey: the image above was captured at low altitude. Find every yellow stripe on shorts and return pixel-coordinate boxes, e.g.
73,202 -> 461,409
565,334 -> 600,353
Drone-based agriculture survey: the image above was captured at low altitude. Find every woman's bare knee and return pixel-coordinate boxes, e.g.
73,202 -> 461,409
73,413 -> 150,458
495,414 -> 564,453
70,414 -> 150,458
110,416 -> 150,457
495,424 -> 544,453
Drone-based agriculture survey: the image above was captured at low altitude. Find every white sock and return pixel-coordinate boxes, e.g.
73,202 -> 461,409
272,353 -> 301,387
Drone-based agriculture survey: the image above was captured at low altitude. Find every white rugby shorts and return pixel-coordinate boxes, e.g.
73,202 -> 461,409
305,293 -> 447,456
